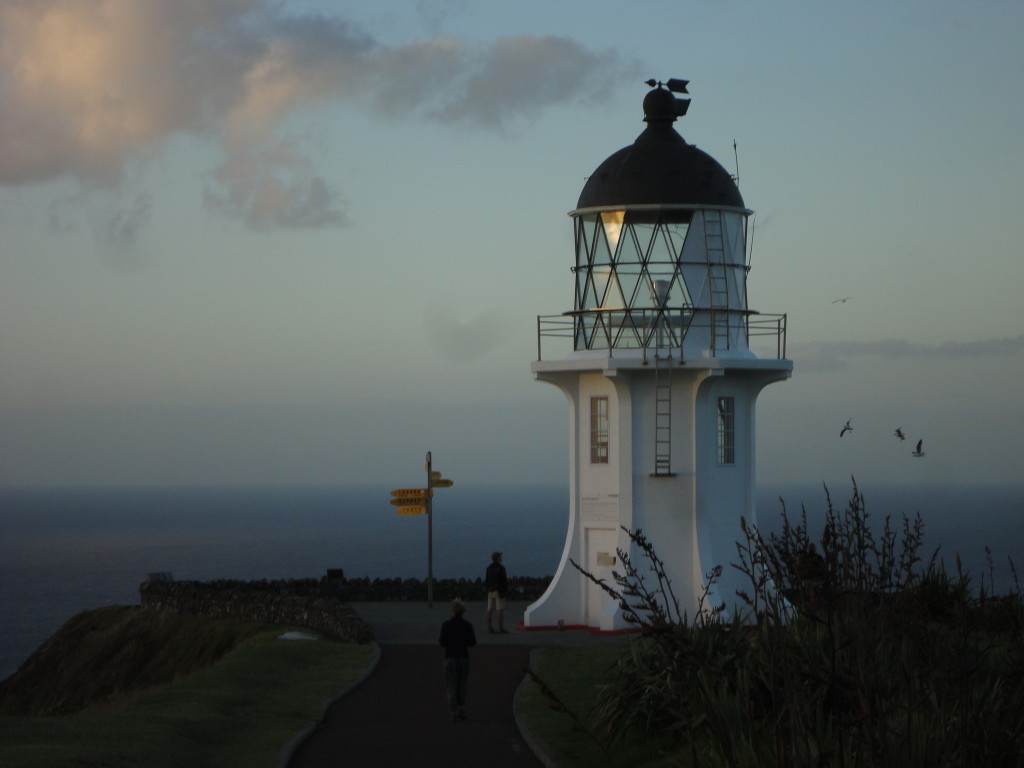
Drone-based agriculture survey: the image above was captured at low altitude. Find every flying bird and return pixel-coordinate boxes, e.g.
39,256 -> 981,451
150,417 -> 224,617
832,297 -> 851,304
840,419 -> 853,437
894,427 -> 906,441
912,439 -> 925,458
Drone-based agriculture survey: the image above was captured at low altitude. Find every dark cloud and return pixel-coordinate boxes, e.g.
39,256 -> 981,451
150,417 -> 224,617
45,194 -> 84,235
105,192 -> 154,244
425,35 -> 637,131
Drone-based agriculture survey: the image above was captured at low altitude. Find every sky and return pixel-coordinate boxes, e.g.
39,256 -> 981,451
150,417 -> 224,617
1,0 -> 1022,491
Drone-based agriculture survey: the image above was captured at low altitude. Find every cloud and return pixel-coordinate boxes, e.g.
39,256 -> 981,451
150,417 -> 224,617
792,334 -> 1024,371
44,193 -> 85,235
202,140 -> 348,230
0,1 -> 637,230
412,34 -> 631,131
105,192 -> 154,244
415,0 -> 468,35
423,306 -> 512,362
0,1 -> 228,186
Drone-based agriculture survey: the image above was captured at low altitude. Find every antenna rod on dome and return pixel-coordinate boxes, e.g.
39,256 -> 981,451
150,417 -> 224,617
733,139 -> 741,188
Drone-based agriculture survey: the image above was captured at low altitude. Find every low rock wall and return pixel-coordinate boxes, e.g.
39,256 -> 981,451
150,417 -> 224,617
332,575 -> 552,602
138,579 -> 374,644
138,574 -> 553,643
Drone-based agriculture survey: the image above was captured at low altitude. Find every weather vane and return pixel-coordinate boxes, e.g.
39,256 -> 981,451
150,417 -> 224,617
645,77 -> 691,116
645,78 -> 689,93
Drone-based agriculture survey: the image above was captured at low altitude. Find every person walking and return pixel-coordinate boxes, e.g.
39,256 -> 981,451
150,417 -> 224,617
486,551 -> 509,634
439,598 -> 476,721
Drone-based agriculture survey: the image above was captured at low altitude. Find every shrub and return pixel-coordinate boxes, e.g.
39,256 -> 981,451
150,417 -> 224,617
568,480 -> 1024,767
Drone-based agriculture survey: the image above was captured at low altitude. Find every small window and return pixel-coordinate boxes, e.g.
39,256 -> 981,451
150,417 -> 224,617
717,397 -> 735,464
590,397 -> 609,464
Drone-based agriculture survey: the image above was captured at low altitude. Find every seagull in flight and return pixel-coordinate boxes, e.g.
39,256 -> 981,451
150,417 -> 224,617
894,427 -> 906,441
912,439 -> 925,458
840,419 -> 853,437
832,296 -> 852,304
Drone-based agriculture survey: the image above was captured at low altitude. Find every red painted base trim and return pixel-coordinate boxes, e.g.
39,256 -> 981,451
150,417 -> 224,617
516,621 -> 641,636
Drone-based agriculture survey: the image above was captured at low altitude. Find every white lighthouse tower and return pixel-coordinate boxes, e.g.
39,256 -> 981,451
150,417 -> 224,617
525,80 -> 791,630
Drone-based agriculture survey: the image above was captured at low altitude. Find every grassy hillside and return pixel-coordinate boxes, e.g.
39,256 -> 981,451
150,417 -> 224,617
0,606 -> 280,715
0,607 -> 376,768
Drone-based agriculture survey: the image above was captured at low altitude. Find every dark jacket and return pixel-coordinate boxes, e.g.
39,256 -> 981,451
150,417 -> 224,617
485,561 -> 508,597
439,615 -> 477,659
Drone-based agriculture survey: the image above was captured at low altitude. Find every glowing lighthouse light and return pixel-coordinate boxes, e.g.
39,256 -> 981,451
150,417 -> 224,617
526,79 -> 792,629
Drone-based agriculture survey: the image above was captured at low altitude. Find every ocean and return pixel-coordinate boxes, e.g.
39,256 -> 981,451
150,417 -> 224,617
2,481 -> 1022,680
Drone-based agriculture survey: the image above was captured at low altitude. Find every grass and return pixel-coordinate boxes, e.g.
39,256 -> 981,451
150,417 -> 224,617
0,606 -> 284,716
516,644 -> 679,768
0,626 -> 376,768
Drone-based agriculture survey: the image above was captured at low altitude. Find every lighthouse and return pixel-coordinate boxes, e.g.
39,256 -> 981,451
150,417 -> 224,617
525,80 -> 792,630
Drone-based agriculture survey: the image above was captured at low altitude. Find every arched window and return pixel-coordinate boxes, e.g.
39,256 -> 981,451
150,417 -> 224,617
717,397 -> 735,464
590,397 -> 609,464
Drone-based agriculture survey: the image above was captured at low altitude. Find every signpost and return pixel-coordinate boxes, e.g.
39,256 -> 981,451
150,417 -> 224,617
395,505 -> 426,516
388,451 -> 453,607
390,489 -> 427,508
391,489 -> 428,500
390,499 -> 427,510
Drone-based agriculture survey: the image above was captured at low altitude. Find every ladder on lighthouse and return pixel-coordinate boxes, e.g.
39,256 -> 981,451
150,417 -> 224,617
652,350 -> 675,476
704,209 -> 730,353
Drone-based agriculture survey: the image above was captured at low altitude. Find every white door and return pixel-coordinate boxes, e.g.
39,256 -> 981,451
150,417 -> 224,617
585,527 -> 618,626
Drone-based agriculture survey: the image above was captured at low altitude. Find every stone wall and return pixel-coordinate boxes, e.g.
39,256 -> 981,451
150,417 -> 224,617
331,575 -> 552,602
138,579 -> 374,644
138,573 -> 553,642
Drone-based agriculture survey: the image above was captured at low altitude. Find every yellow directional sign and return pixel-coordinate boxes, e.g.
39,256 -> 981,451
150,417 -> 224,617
391,488 -> 427,499
431,479 -> 454,488
396,505 -> 426,516
391,497 -> 425,507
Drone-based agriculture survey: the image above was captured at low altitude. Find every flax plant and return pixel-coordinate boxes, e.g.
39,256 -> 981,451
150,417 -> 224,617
561,480 -> 1024,768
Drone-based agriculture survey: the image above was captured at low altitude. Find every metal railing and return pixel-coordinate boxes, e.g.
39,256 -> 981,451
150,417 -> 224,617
748,312 -> 788,359
536,307 -> 787,362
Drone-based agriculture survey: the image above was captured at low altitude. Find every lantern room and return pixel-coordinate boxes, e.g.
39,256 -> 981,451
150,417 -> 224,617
545,80 -> 783,362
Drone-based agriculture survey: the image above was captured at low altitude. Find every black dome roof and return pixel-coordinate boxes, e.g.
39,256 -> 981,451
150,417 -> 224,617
576,87 -> 744,210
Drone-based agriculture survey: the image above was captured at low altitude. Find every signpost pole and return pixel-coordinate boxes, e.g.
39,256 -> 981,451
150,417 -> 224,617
426,451 -> 434,608
388,456 -> 450,606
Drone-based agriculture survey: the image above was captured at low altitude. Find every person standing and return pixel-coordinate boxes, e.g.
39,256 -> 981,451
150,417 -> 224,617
485,551 -> 509,634
439,598 -> 476,721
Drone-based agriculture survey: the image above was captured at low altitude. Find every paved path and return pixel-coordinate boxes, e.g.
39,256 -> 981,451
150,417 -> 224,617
284,601 -> 629,768
286,643 -> 542,768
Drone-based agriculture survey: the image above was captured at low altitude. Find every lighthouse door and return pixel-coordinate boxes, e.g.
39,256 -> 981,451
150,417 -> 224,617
584,527 -> 618,626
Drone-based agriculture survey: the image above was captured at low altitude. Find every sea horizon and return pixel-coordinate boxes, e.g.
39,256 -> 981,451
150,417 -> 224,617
2,479 -> 1022,679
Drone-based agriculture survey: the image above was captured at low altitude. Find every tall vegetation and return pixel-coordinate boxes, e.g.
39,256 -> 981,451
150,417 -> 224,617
569,482 -> 1024,767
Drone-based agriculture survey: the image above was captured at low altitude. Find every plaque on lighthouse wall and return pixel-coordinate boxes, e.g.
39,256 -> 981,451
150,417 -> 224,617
581,496 -> 618,523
